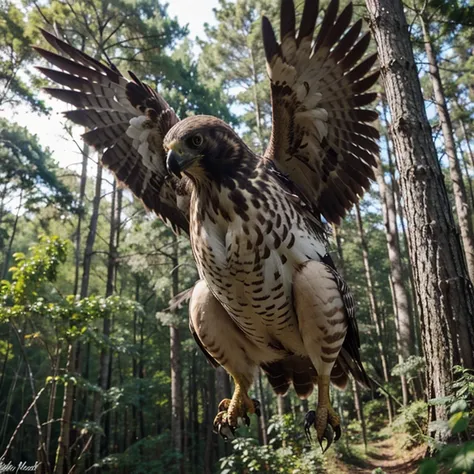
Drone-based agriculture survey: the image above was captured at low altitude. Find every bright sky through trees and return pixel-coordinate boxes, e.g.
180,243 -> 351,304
0,0 -> 219,170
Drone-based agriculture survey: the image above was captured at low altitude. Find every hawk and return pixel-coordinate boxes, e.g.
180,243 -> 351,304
35,0 -> 378,449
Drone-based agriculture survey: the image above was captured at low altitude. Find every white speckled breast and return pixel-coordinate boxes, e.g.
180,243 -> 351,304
190,170 -> 326,357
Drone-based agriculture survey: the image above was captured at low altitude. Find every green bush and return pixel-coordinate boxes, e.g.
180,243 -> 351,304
219,414 -> 326,474
392,400 -> 428,449
418,366 -> 474,474
363,399 -> 387,433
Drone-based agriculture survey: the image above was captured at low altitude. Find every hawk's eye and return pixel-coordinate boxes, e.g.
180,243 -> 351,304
190,134 -> 203,148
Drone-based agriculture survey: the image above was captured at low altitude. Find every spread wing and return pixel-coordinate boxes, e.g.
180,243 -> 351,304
262,0 -> 379,224
34,29 -> 190,234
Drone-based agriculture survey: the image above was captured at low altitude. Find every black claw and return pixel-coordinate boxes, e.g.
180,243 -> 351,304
320,425 -> 334,453
334,425 -> 342,442
304,410 -> 316,442
219,423 -> 235,441
244,414 -> 250,426
252,399 -> 261,417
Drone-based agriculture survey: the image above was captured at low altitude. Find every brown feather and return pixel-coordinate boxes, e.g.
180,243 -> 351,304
297,0 -> 319,45
36,29 -> 189,235
263,0 -> 379,223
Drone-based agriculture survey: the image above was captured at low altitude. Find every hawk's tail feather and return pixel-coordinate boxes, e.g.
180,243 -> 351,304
338,347 -> 372,389
330,361 -> 349,390
261,360 -> 291,396
263,350 -> 370,398
261,356 -> 317,400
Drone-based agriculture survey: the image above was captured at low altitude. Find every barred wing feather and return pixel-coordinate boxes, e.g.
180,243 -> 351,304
35,29 -> 190,234
262,0 -> 379,223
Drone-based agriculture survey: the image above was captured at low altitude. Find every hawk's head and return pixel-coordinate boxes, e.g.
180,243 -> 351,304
164,115 -> 253,183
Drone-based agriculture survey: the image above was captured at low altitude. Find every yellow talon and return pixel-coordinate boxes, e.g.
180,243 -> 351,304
213,380 -> 260,439
304,375 -> 341,451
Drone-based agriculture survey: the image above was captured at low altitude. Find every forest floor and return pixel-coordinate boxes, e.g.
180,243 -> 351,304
326,432 -> 426,474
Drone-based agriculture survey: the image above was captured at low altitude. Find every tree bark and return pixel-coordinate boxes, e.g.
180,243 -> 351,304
78,160 -> 102,436
1,191 -> 22,279
458,142 -> 474,209
257,370 -> 268,445
170,234 -> 184,473
204,369 -> 215,474
366,0 -> 474,442
459,118 -> 474,170
250,47 -> 265,153
80,160 -> 103,299
383,98 -> 420,350
421,15 -> 474,283
73,141 -> 89,296
53,344 -> 75,474
93,183 -> 117,465
351,379 -> 367,452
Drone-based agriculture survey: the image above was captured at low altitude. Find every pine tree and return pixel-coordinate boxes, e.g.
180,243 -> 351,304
366,0 -> 474,442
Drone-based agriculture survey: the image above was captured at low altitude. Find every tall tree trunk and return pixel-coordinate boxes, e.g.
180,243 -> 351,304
352,207 -> 395,418
1,191 -> 22,279
351,379 -> 367,451
131,277 -> 140,449
459,118 -> 474,170
80,160 -> 103,299
204,369 -> 215,474
257,370 -> 268,445
170,234 -> 184,473
366,0 -> 474,442
73,141 -> 89,296
250,47 -> 264,153
78,160 -> 103,435
458,143 -> 474,209
373,152 -> 412,405
93,183 -> 117,466
384,120 -> 422,359
53,344 -> 75,474
421,16 -> 474,283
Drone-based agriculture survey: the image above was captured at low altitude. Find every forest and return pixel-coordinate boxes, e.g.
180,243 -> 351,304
1,0 -> 474,472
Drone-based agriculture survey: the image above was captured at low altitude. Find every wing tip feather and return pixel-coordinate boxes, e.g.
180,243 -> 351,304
262,16 -> 279,63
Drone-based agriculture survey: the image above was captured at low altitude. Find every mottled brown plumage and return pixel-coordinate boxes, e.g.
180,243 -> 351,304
36,0 -> 378,448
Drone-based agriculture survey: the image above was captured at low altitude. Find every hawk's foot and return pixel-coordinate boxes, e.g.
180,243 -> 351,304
213,392 -> 260,440
304,405 -> 341,452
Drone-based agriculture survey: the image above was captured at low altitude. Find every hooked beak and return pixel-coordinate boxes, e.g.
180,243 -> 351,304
166,146 -> 195,178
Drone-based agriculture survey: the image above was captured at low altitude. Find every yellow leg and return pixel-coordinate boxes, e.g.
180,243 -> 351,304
304,375 -> 341,451
213,377 -> 260,439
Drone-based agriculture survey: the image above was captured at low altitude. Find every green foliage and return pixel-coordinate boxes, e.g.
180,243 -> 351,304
103,433 -> 182,474
452,366 -> 474,403
0,0 -> 46,111
393,401 -> 428,449
418,428 -> 474,474
0,235 -> 137,339
363,399 -> 387,433
0,235 -> 68,309
391,356 -> 425,378
418,367 -> 474,473
219,415 -> 325,474
0,119 -> 75,215
1,0 -> 473,470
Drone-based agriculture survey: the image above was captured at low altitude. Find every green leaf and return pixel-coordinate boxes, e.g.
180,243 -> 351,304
428,396 -> 453,406
438,445 -> 462,463
449,412 -> 469,434
450,400 -> 468,414
418,458 -> 438,474
451,441 -> 474,473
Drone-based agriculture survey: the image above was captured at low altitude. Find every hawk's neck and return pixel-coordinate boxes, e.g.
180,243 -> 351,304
189,159 -> 269,231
